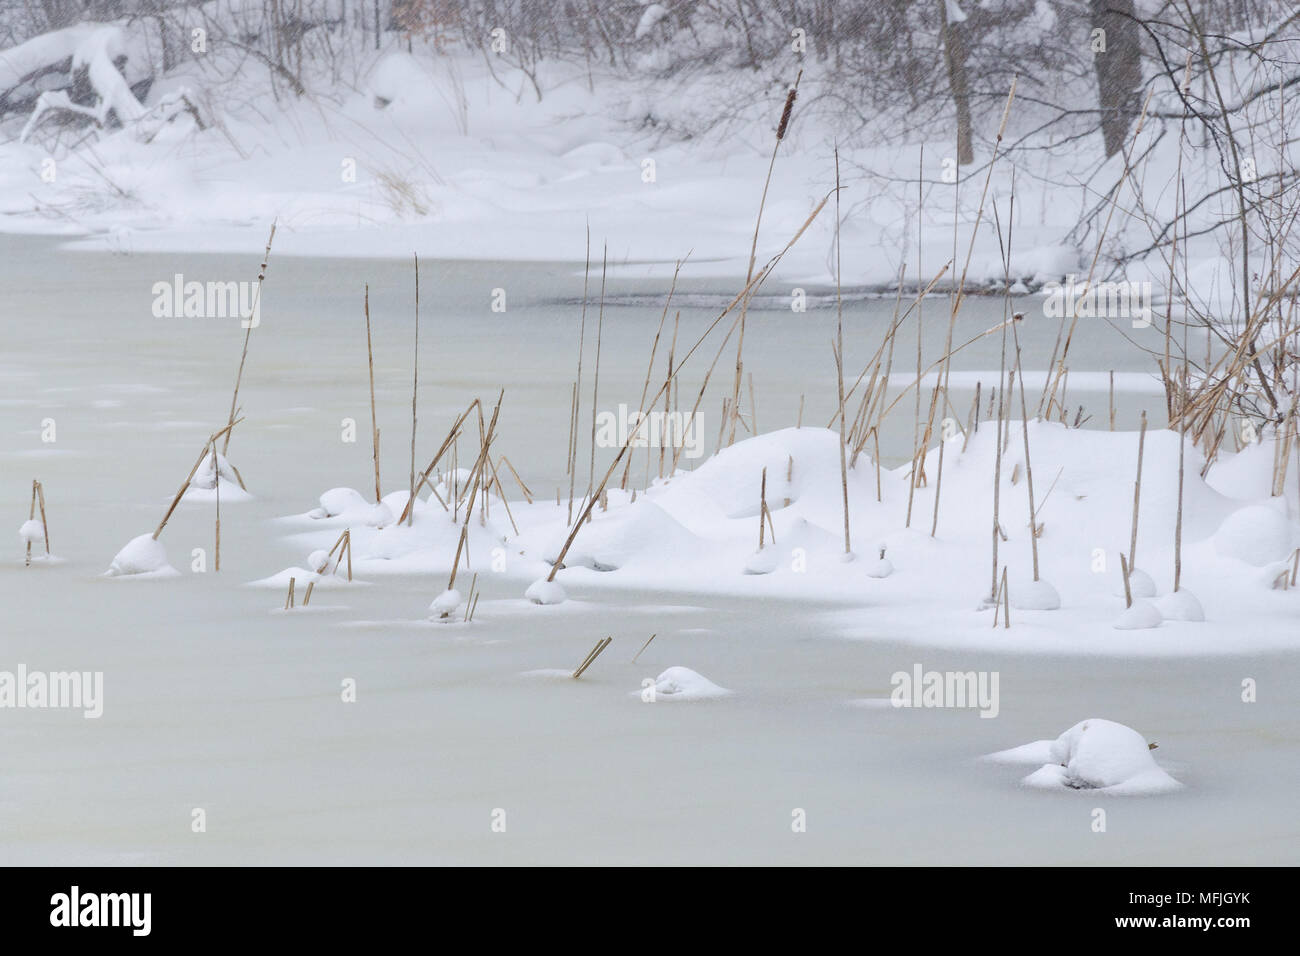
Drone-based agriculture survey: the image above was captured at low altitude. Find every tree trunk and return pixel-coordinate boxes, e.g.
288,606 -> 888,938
937,1 -> 975,165
1091,0 -> 1143,158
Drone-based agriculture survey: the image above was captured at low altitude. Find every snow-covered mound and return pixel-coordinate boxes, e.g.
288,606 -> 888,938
986,718 -> 1181,794
644,666 -> 731,700
106,533 -> 177,577
183,449 -> 251,503
1213,504 -> 1294,566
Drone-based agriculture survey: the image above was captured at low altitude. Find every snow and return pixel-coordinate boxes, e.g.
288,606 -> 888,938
989,719 -> 1182,795
645,666 -> 731,700
106,533 -> 176,577
18,518 -> 45,544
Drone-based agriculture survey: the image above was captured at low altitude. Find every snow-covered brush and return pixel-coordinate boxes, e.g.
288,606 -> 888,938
434,393 -> 502,620
20,479 -> 49,566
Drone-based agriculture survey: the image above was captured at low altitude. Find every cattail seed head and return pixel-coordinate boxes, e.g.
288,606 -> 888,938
776,86 -> 797,140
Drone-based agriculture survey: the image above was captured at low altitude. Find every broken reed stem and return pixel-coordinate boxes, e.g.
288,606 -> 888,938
154,419 -> 241,540
588,245 -> 607,507
463,573 -> 479,622
213,440 -> 221,573
1120,551 -> 1133,609
303,579 -> 314,606
222,221 -> 275,457
759,467 -> 768,550
992,566 -> 1010,628
35,479 -> 49,557
446,391 -> 503,593
285,575 -> 296,610
623,261 -> 682,489
569,226 -> 591,524
364,285 -> 381,504
834,146 -> 851,555
572,636 -> 612,679
1130,410 -> 1148,571
26,480 -> 35,566
1010,315 -> 1040,580
408,254 -> 420,526
499,455 -> 533,503
631,633 -> 657,663
660,311 -> 680,480
1109,371 -> 1116,431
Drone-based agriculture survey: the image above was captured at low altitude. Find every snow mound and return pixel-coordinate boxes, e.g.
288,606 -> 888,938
525,578 -> 566,605
1012,578 -> 1060,610
1114,599 -> 1162,630
18,519 -> 45,544
865,555 -> 893,579
307,549 -> 331,573
1156,589 -> 1205,622
310,487 -> 368,519
743,547 -> 778,575
1213,505 -> 1294,566
1116,566 -> 1157,599
1007,719 -> 1182,794
107,533 -> 176,577
647,666 -> 730,700
429,588 -> 463,620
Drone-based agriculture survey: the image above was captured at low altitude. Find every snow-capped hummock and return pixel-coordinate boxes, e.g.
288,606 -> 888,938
1156,589 -> 1205,622
865,546 -> 893,579
183,449 -> 251,503
525,578 -> 566,605
1012,578 -> 1060,610
987,718 -> 1181,794
107,533 -> 176,577
1114,598 -> 1162,630
308,550 -> 331,574
18,519 -> 45,545
429,588 -> 463,620
743,547 -> 778,575
645,666 -> 730,700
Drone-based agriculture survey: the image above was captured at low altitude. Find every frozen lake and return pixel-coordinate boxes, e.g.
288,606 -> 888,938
2,235 -> 1295,864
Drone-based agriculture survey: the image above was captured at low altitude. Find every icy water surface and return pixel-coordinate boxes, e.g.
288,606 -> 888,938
1,236 -> 1295,864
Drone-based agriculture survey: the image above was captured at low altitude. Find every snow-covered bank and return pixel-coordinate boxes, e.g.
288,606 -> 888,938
0,30 -> 1257,305
265,422 -> 1299,657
